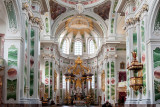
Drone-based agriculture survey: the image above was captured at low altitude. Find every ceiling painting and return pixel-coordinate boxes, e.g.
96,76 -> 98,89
65,15 -> 93,35
94,1 -> 111,20
50,0 -> 66,20
56,0 -> 105,8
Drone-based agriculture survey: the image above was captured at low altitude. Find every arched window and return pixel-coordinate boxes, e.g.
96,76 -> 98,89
92,75 -> 95,88
62,39 -> 69,54
74,40 -> 82,55
89,40 -> 95,54
63,75 -> 66,89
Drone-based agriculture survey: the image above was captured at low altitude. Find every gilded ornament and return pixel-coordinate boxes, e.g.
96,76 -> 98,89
101,70 -> 105,92
76,78 -> 82,88
22,2 -> 29,10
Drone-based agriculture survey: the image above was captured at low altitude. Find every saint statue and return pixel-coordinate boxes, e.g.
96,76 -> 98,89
132,52 -> 137,61
76,78 -> 82,88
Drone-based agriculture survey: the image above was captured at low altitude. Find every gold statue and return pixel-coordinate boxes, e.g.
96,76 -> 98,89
132,52 -> 137,61
68,69 -> 71,73
75,56 -> 83,64
76,78 -> 82,88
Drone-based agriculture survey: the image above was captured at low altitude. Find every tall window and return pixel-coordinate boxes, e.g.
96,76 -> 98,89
63,75 -> 66,89
89,40 -> 95,54
62,39 -> 69,54
74,40 -> 82,55
92,75 -> 95,88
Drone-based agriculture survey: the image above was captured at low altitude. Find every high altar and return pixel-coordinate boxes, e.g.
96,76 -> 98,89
64,57 -> 94,105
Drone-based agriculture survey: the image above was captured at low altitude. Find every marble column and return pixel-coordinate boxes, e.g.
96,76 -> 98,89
21,10 -> 26,99
135,21 -> 142,101
27,21 -> 31,99
135,22 -> 141,62
48,60 -> 51,99
125,24 -> 135,104
128,25 -> 137,102
105,60 -> 108,102
52,59 -> 55,100
32,26 -> 39,99
29,0 -> 42,103
140,11 -> 151,104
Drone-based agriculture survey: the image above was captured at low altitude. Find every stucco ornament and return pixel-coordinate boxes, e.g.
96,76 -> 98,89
28,10 -> 34,20
124,4 -> 149,28
22,2 -> 43,29
134,12 -> 141,22
75,0 -> 84,14
142,4 -> 148,12
22,2 -> 29,10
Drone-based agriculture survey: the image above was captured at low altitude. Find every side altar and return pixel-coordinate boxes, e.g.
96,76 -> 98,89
64,57 -> 94,105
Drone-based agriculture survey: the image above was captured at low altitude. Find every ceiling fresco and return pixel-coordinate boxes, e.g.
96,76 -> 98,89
61,0 -> 100,5
56,0 -> 105,8
94,1 -> 111,20
65,15 -> 93,35
49,0 -> 66,20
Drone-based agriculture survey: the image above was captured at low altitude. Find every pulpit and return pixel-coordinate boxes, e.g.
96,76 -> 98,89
127,52 -> 143,91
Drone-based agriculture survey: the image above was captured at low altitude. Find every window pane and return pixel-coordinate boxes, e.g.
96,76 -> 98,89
74,41 -> 82,55
62,39 -> 69,54
63,75 -> 66,89
92,75 -> 95,88
89,40 -> 95,54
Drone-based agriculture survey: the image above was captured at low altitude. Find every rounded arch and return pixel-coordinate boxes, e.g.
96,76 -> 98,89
4,0 -> 22,35
12,0 -> 22,32
0,0 -> 8,34
148,0 -> 160,38
51,10 -> 108,39
147,0 -> 160,104
0,0 -> 23,38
